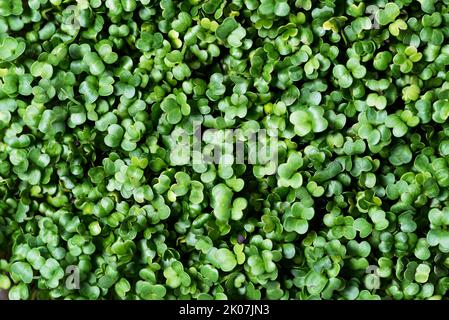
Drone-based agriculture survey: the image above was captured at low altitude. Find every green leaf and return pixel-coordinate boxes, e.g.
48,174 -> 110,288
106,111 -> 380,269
377,3 -> 400,25
211,248 -> 237,272
10,262 -> 34,284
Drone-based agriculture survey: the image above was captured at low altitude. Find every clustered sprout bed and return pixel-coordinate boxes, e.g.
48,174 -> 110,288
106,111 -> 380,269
1,0 -> 449,300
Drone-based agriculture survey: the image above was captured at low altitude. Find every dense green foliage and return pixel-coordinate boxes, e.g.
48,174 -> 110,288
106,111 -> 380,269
2,0 -> 449,300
